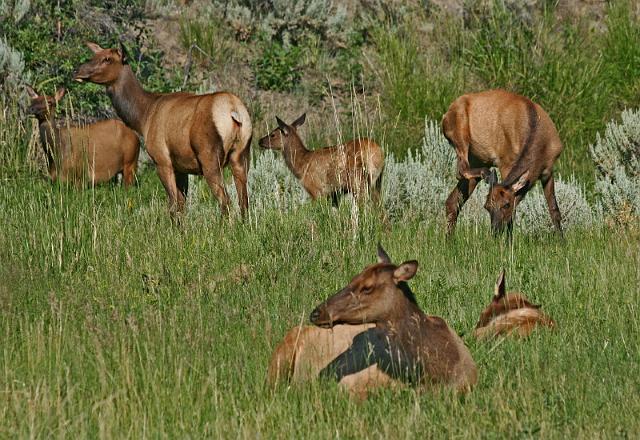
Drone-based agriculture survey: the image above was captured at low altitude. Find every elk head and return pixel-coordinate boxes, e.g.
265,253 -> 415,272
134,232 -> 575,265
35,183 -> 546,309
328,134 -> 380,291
483,170 -> 529,234
475,269 -> 541,329
258,113 -> 306,150
73,42 -> 129,85
26,86 -> 65,121
310,245 -> 418,327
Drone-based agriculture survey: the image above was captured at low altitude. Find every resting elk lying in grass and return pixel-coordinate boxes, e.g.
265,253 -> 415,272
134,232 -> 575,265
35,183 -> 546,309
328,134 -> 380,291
74,43 -> 252,217
258,114 -> 384,206
26,85 -> 140,187
442,89 -> 563,235
268,246 -> 477,398
473,269 -> 555,340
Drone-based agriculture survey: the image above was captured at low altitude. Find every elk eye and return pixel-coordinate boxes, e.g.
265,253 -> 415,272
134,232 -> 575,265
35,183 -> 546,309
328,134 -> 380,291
503,202 -> 510,209
361,286 -> 374,295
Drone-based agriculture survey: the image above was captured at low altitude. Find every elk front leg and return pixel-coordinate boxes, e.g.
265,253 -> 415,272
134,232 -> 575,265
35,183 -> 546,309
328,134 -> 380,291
541,173 -> 563,235
122,161 -> 137,188
445,177 -> 479,235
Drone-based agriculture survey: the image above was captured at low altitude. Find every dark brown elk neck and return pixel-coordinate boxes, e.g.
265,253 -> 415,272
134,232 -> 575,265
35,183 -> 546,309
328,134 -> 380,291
502,102 -> 539,187
37,119 -> 60,171
106,65 -> 159,135
282,133 -> 312,179
377,287 -> 425,336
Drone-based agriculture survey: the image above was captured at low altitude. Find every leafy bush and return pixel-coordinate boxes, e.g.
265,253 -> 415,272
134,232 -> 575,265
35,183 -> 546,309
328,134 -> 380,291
253,42 -> 303,92
590,108 -> 640,224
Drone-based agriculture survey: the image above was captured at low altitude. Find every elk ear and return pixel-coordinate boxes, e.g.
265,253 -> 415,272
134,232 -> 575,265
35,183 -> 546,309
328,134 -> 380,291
493,269 -> 506,301
118,42 -> 129,65
377,244 -> 391,264
511,171 -> 529,194
291,113 -> 306,128
275,116 -> 289,135
393,261 -> 418,283
54,87 -> 66,102
484,169 -> 498,186
25,85 -> 39,99
86,42 -> 104,53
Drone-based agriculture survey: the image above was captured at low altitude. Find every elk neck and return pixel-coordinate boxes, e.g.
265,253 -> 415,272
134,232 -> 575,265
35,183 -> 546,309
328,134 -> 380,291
37,119 -> 61,174
281,133 -> 312,179
377,283 -> 425,341
106,65 -> 158,135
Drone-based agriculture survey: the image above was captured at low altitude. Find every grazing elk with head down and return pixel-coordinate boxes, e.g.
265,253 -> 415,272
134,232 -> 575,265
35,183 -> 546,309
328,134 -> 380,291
442,89 -> 563,235
473,269 -> 555,340
74,42 -> 252,217
258,114 -> 384,206
268,246 -> 477,398
26,85 -> 140,187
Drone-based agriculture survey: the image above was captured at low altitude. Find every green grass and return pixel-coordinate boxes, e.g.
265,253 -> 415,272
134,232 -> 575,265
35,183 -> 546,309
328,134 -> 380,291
1,170 -> 638,437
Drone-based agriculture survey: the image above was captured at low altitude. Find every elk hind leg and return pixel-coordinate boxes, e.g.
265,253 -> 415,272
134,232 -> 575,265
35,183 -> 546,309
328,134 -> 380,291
541,173 -> 563,235
229,141 -> 251,218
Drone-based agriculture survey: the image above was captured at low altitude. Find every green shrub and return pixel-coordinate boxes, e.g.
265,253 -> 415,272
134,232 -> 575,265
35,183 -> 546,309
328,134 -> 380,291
590,108 -> 640,224
253,42 -> 303,92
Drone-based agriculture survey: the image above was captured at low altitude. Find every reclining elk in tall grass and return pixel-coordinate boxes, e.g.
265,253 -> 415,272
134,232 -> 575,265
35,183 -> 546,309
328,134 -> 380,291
473,269 -> 555,340
268,246 -> 477,398
258,114 -> 384,206
26,85 -> 140,187
442,89 -> 563,235
74,42 -> 252,217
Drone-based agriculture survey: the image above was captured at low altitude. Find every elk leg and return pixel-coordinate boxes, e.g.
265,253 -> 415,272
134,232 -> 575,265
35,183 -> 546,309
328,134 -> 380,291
122,161 -> 137,188
446,128 -> 491,181
331,191 -> 340,208
156,164 -> 181,216
229,145 -> 250,218
199,154 -> 231,216
445,177 -> 479,234
175,171 -> 189,212
541,174 -> 563,235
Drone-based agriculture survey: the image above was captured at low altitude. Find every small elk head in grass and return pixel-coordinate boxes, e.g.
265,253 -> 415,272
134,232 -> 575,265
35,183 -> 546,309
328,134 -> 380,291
258,113 -> 306,150
483,170 -> 530,234
473,269 -> 555,340
25,86 -> 65,121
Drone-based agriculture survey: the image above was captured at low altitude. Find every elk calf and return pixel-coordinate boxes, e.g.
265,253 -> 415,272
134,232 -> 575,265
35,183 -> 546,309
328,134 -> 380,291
258,114 -> 384,206
442,89 -> 563,235
473,269 -> 555,340
74,43 -> 252,217
269,246 -> 477,397
26,85 -> 139,187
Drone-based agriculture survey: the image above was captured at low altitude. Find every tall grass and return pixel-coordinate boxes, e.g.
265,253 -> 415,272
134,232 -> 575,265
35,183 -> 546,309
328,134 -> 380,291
0,174 -> 638,437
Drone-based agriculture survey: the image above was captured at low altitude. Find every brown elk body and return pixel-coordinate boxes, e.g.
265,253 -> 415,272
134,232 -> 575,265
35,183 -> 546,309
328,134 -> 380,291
268,246 -> 477,397
267,323 -> 401,399
74,43 -> 252,216
442,89 -> 563,234
473,270 -> 555,340
26,86 -> 139,187
258,114 -> 384,205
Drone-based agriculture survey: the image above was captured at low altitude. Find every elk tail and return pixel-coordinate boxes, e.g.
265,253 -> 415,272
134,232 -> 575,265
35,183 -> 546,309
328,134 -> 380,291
231,111 -> 242,125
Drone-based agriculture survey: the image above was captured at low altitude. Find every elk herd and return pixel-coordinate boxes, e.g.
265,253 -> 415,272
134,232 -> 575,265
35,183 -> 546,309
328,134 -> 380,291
25,42 -> 563,398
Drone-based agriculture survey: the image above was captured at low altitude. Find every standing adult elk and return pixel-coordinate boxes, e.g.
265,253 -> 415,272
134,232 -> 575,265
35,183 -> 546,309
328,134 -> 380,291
268,246 -> 477,397
26,85 -> 140,187
258,114 -> 384,206
73,42 -> 252,217
442,89 -> 563,235
473,269 -> 555,340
